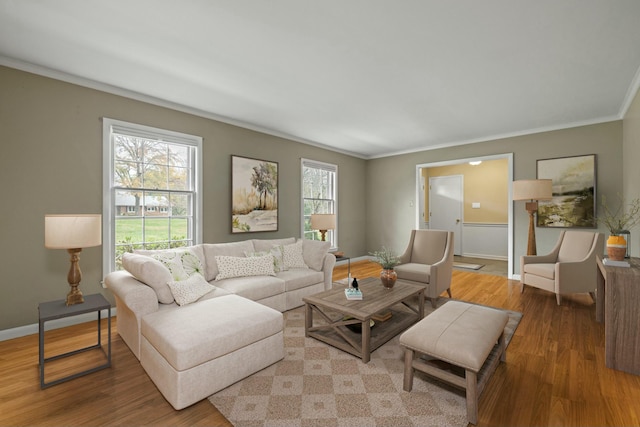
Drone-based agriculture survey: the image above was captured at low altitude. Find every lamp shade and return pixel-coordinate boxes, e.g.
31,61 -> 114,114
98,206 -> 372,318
45,214 -> 102,249
513,179 -> 553,201
310,214 -> 336,230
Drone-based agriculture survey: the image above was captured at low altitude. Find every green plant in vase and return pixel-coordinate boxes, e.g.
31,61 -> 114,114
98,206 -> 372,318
369,246 -> 400,289
599,195 -> 640,261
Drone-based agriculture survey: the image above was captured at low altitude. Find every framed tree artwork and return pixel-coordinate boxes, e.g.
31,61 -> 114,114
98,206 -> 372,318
231,155 -> 278,233
536,154 -> 596,228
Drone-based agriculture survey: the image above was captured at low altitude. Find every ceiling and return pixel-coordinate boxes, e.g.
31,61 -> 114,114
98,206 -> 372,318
2,1 -> 640,159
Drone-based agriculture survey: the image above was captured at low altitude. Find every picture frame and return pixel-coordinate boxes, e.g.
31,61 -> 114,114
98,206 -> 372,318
231,155 -> 278,233
536,154 -> 596,228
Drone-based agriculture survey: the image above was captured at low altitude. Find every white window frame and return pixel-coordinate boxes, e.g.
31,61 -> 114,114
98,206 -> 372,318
301,158 -> 338,249
102,118 -> 203,274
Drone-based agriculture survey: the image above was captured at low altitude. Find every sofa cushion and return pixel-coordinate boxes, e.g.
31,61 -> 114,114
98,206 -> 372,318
523,263 -> 555,280
167,274 -> 214,306
276,269 -> 324,292
302,239 -> 331,271
141,294 -> 283,371
282,240 -> 308,269
121,252 -> 175,304
214,275 -> 285,301
395,263 -> 431,284
252,237 -> 296,252
202,241 -> 256,281
215,254 -> 276,280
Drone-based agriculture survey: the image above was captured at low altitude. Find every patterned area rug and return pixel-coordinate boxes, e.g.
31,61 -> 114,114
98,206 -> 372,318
209,300 -> 521,427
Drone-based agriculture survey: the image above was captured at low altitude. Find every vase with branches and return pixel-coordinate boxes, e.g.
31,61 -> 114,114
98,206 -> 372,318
369,246 -> 400,288
599,195 -> 640,260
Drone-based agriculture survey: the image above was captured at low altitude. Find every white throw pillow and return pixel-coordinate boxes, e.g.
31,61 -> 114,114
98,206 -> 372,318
121,252 -> 175,304
151,250 -> 205,281
215,254 -> 276,280
245,246 -> 286,272
282,240 -> 308,269
167,274 -> 213,306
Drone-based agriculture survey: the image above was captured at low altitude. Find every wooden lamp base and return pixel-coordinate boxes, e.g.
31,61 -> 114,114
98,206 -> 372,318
525,201 -> 538,256
66,248 -> 85,305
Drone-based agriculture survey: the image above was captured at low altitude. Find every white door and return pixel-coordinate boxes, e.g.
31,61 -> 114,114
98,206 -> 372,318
419,170 -> 428,229
429,175 -> 463,255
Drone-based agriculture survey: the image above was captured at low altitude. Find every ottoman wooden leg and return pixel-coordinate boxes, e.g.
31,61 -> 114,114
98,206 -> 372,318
499,333 -> 506,362
403,348 -> 415,391
465,369 -> 478,425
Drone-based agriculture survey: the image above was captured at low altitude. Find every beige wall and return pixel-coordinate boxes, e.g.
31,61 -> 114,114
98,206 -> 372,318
0,63 -> 637,331
0,66 -> 366,330
623,87 -> 640,256
366,122 -> 623,272
424,159 -> 509,224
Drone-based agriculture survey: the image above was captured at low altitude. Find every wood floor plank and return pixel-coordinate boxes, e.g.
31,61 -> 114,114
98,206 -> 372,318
0,260 -> 639,426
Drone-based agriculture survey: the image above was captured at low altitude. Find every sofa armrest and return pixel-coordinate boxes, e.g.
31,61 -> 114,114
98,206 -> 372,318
321,253 -> 337,290
104,270 -> 159,317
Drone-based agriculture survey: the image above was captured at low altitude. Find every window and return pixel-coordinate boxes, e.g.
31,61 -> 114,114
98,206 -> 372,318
301,159 -> 337,248
103,118 -> 202,272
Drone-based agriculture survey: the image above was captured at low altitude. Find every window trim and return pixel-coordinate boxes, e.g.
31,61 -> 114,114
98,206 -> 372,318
102,118 -> 203,274
301,158 -> 338,249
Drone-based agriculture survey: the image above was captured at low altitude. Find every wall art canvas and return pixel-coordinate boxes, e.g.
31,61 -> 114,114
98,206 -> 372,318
231,155 -> 278,233
536,154 -> 596,228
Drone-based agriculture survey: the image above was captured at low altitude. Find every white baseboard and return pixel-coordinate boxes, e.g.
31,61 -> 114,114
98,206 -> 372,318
0,308 -> 116,342
461,252 -> 508,261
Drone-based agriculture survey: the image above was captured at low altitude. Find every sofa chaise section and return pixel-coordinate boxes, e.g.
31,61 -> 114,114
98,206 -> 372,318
140,294 -> 284,410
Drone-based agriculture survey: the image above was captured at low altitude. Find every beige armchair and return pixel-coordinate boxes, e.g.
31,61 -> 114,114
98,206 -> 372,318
395,229 -> 454,308
520,230 -> 604,305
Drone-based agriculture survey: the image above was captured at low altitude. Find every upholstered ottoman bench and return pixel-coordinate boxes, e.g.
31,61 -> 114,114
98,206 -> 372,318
140,294 -> 284,410
399,300 -> 509,425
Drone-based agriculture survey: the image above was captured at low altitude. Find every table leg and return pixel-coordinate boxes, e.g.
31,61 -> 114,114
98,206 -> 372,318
362,319 -> 371,363
596,263 -> 605,323
305,303 -> 312,337
39,318 -> 45,388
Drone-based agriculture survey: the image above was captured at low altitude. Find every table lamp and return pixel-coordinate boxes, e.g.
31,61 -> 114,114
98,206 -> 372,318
45,214 -> 102,305
310,214 -> 335,241
513,179 -> 552,256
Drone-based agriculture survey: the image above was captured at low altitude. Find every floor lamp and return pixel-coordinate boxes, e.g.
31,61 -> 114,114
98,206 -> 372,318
513,180 -> 552,256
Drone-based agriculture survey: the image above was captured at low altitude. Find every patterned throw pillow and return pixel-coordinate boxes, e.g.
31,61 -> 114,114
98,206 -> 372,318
245,246 -> 286,272
151,250 -> 205,281
270,245 -> 287,272
282,240 -> 308,269
167,274 -> 213,306
215,254 -> 276,280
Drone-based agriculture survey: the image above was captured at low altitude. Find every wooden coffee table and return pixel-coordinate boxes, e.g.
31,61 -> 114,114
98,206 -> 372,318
303,277 -> 424,363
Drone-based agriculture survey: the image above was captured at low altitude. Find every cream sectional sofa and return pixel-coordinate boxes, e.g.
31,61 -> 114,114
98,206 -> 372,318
104,237 -> 335,409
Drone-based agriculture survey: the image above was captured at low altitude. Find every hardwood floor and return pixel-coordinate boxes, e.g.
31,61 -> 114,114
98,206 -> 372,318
1,261 -> 639,426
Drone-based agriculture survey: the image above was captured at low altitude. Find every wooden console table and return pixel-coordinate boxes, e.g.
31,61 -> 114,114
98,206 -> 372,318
596,256 -> 640,375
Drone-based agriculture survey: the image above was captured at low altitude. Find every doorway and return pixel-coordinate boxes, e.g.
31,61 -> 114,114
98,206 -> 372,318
415,153 -> 514,278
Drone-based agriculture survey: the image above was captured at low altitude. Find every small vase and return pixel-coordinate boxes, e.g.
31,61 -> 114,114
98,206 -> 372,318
607,235 -> 627,261
380,269 -> 397,289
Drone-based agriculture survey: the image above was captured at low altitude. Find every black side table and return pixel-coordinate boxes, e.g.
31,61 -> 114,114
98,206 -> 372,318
335,254 -> 351,278
39,293 -> 111,388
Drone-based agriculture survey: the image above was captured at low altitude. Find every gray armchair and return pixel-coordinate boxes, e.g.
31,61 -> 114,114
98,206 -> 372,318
520,230 -> 604,305
395,229 -> 454,308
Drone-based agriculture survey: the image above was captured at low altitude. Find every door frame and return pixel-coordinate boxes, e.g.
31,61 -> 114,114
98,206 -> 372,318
415,153 -> 514,278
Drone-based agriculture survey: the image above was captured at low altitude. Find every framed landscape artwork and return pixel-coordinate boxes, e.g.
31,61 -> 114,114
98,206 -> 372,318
536,154 -> 596,228
231,155 -> 278,233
